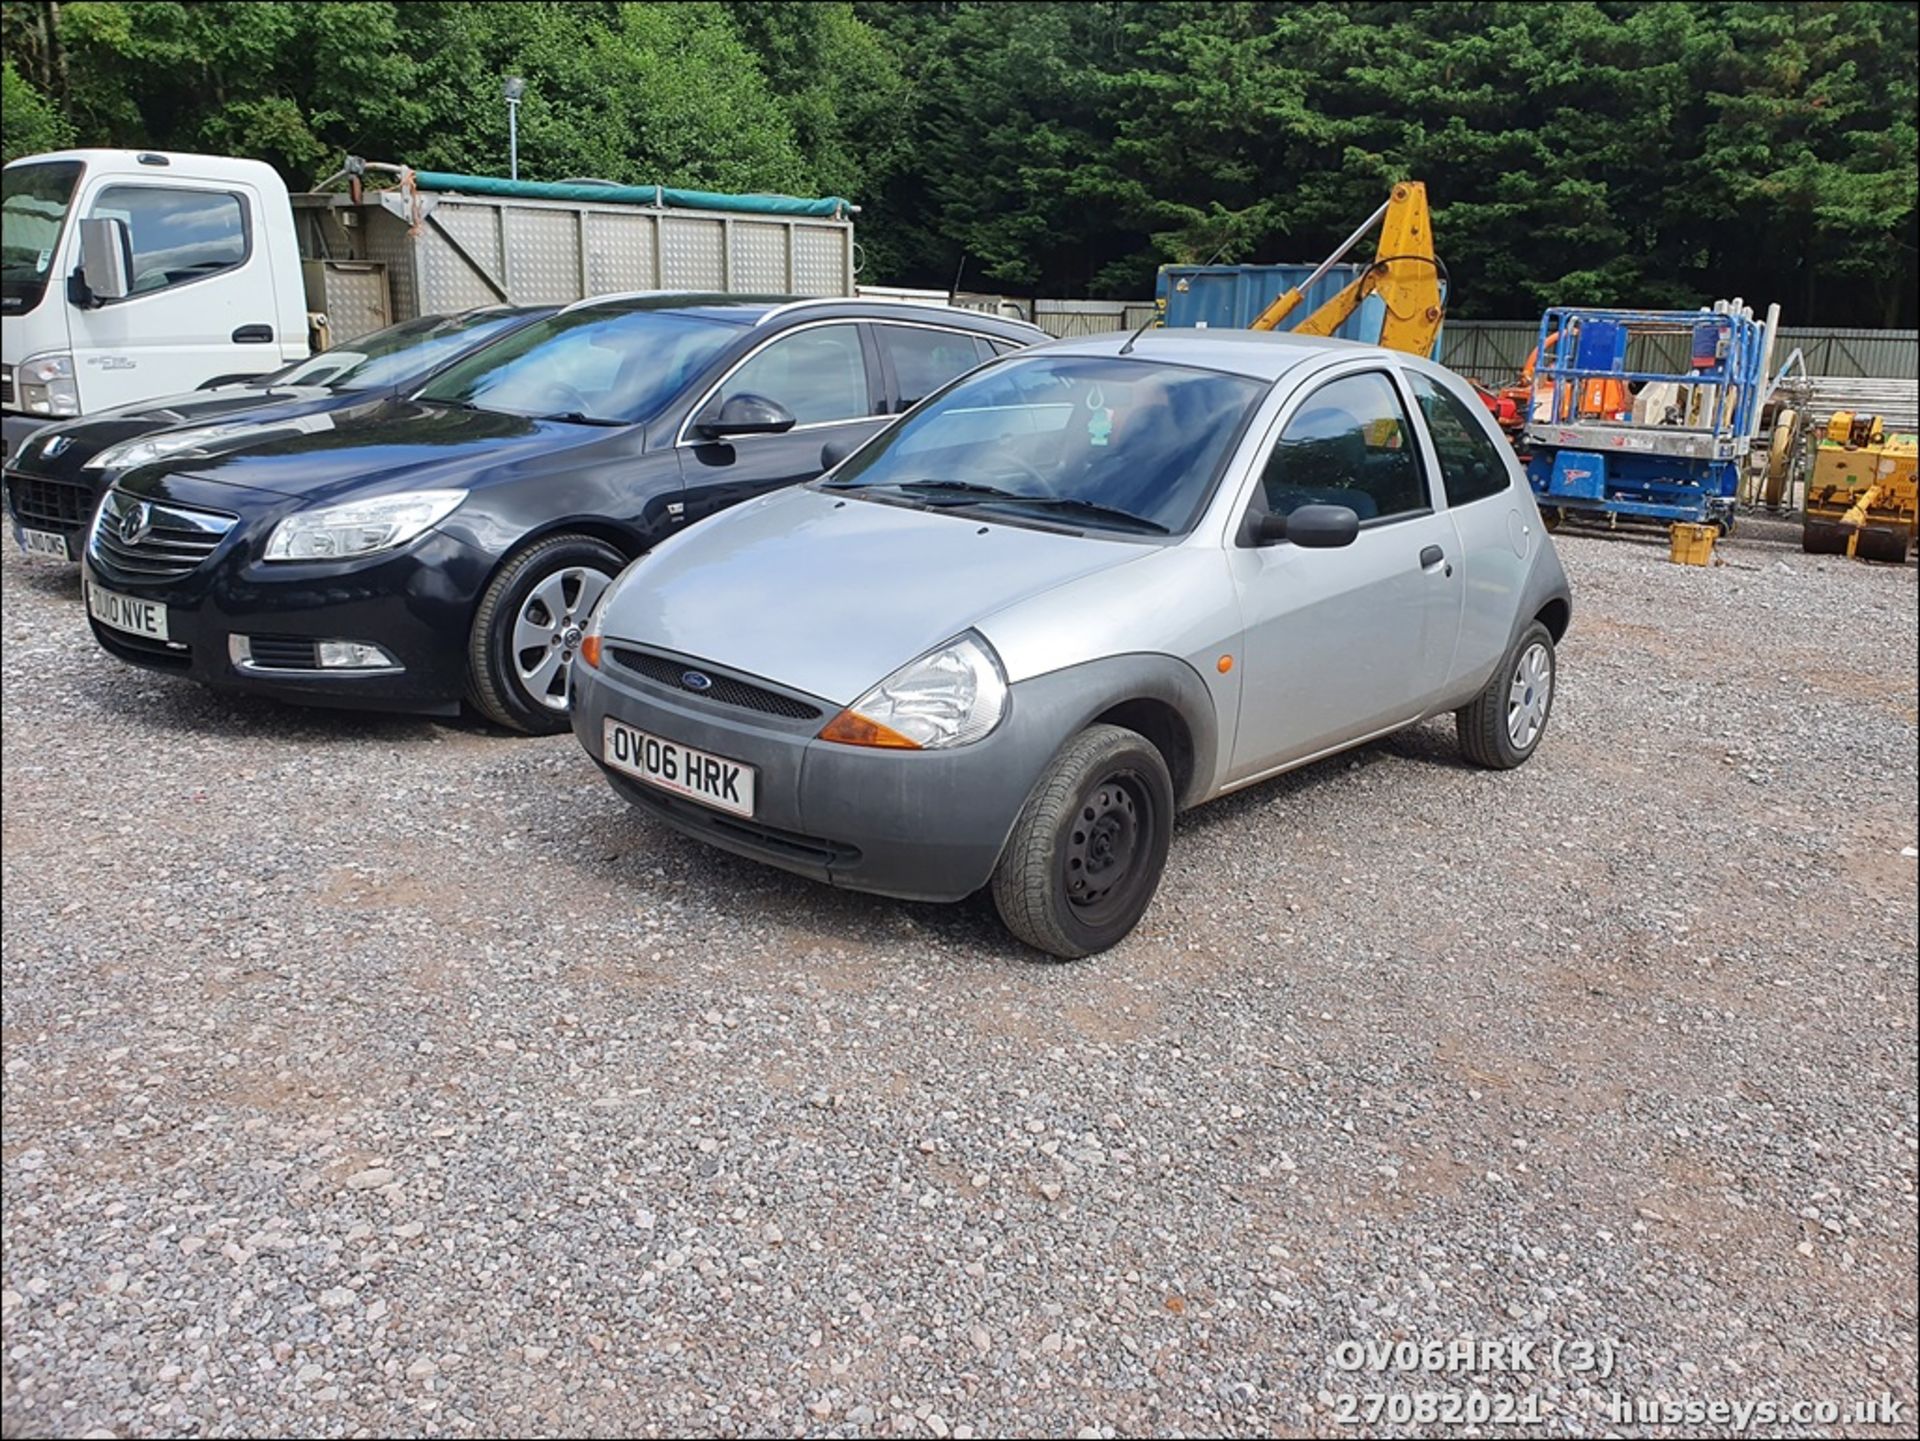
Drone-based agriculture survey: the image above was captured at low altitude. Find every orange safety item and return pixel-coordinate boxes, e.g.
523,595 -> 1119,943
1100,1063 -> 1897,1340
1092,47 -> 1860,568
1520,332 -> 1626,422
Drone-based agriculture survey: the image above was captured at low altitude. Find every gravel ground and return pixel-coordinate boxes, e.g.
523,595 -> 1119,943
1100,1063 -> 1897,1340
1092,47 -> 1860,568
2,515 -> 1915,1439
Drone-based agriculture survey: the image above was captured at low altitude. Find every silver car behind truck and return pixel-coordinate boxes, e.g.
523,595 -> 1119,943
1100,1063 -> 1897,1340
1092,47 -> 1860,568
569,329 -> 1573,958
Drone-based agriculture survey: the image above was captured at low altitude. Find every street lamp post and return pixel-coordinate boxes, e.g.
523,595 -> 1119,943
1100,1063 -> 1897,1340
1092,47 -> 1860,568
503,77 -> 526,181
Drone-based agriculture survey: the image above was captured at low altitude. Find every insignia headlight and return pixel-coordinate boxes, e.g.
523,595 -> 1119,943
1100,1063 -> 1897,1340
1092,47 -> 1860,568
263,489 -> 465,562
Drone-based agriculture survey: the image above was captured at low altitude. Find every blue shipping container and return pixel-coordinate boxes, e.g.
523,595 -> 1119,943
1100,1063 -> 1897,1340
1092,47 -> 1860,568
1154,262 -> 1441,355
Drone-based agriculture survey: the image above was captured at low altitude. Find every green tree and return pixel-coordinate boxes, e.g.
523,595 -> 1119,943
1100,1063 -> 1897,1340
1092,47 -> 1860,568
2,0 -> 1912,323
1,54 -> 71,161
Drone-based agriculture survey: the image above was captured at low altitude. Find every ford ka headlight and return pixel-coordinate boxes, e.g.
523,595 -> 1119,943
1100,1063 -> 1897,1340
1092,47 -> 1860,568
263,489 -> 465,562
819,632 -> 1007,750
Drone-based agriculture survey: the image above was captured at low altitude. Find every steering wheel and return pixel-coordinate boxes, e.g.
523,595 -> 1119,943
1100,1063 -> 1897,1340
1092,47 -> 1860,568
985,453 -> 1051,492
528,381 -> 593,416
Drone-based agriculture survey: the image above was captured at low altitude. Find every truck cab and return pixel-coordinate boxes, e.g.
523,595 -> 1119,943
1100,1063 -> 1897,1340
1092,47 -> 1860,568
1,149 -> 309,459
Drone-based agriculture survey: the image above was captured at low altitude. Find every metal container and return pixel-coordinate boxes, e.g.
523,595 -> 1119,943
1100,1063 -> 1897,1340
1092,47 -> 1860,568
1154,263 -> 1389,344
293,177 -> 857,342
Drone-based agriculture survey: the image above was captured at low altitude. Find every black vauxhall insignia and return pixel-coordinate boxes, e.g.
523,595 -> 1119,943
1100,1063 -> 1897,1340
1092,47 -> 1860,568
82,294 -> 1040,732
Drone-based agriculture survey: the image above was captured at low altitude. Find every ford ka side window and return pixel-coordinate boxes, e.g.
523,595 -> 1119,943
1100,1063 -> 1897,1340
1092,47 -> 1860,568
1258,371 -> 1429,524
717,325 -> 869,426
1408,371 -> 1512,506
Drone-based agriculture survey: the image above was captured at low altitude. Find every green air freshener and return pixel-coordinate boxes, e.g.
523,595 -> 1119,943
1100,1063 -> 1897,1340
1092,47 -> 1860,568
1086,388 -> 1114,447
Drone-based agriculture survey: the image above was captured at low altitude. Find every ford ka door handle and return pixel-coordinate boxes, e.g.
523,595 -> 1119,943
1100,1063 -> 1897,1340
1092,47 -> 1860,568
1419,544 -> 1453,577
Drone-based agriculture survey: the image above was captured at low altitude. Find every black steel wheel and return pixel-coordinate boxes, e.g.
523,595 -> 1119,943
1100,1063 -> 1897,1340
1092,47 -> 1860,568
991,724 -> 1175,960
1061,771 -> 1157,928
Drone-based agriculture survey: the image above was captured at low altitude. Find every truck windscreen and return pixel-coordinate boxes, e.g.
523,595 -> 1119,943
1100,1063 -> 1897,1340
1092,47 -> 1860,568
1,160 -> 82,317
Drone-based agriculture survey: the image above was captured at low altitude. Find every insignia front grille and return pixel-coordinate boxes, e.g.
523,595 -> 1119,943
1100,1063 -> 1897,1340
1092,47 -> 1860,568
89,489 -> 237,581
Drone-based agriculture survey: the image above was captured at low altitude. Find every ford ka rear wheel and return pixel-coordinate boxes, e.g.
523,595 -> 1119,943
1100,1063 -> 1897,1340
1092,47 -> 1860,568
991,724 -> 1174,960
469,533 -> 624,735
1456,620 -> 1556,769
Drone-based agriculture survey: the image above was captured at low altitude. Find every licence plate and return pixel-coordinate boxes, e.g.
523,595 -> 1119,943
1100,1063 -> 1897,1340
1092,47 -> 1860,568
603,717 -> 756,818
86,579 -> 170,641
18,526 -> 70,560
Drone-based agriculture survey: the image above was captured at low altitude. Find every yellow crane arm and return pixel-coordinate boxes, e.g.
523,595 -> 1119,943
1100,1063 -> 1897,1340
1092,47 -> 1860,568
1249,181 -> 1444,357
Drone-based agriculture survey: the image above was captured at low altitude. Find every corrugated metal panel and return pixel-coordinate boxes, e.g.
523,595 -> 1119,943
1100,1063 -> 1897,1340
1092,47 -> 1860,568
1775,328 -> 1917,380
1012,304 -> 1917,383
1442,323 -> 1917,385
1438,322 -> 1542,385
1806,376 -> 1920,432
1032,299 -> 1158,338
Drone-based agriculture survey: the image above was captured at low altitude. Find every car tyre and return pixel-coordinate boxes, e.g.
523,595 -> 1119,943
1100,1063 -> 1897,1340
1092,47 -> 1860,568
1457,619 -> 1555,769
990,724 -> 1175,960
468,533 -> 625,735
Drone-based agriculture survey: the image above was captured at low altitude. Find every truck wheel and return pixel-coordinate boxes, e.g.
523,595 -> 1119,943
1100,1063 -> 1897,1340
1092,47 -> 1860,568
1457,620 -> 1556,769
468,533 -> 624,734
990,724 -> 1174,960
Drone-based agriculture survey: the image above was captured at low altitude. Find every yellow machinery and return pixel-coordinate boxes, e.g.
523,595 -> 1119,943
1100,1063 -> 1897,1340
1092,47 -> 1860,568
1752,401 -> 1807,511
1802,412 -> 1918,563
1249,182 -> 1445,357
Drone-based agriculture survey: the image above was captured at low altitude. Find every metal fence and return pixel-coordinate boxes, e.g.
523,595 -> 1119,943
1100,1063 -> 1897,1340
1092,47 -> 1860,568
998,298 -> 1919,382
1773,328 -> 1919,380
1438,321 -> 1918,386
1032,298 -> 1160,337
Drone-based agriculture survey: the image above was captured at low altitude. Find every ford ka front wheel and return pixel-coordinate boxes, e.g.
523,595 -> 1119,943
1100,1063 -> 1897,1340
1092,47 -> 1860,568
990,724 -> 1175,960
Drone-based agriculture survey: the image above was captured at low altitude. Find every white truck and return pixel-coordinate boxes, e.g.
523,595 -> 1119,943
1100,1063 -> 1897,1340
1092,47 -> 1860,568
1,148 -> 859,459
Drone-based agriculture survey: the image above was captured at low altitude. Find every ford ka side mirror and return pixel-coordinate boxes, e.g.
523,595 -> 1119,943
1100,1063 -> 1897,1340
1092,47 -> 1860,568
1252,503 -> 1360,548
697,393 -> 797,439
820,437 -> 856,471
75,216 -> 133,305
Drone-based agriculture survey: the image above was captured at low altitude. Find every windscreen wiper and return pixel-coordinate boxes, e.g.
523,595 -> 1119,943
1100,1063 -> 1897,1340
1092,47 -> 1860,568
534,410 -> 624,426
842,479 -> 1169,533
824,477 -> 1007,499
983,494 -> 1170,533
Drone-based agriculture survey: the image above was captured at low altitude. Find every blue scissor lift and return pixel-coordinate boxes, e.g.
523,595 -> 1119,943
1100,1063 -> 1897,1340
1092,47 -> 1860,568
1524,306 -> 1766,534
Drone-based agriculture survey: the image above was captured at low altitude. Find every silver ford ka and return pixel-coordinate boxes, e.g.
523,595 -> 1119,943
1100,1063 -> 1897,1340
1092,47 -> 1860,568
569,330 -> 1572,958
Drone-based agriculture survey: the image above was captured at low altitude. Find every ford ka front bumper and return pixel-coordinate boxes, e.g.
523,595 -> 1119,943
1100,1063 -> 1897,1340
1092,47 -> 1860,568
570,644 -> 1094,904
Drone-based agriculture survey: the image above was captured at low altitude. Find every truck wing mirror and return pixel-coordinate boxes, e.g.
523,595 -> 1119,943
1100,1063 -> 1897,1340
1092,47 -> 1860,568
77,217 -> 133,304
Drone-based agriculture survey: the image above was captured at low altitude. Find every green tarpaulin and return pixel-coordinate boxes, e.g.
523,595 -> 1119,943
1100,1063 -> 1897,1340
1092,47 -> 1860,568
408,171 -> 853,219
